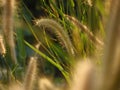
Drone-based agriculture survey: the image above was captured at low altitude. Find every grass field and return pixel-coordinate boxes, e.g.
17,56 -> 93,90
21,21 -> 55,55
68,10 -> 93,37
0,0 -> 120,90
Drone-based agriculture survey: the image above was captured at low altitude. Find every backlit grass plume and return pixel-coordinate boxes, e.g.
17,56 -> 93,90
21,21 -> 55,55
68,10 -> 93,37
2,0 -> 17,64
70,59 -> 95,90
65,15 -> 104,47
0,35 -> 6,56
24,57 -> 37,90
100,0 -> 120,90
35,18 -> 74,56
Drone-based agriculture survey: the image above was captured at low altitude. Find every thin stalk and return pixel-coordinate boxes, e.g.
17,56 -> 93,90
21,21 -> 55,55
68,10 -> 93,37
3,0 -> 17,64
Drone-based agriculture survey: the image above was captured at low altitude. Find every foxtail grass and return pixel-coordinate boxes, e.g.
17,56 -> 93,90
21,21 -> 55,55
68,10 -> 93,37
35,18 -> 74,56
100,0 -> 120,90
38,77 -> 60,90
0,35 -> 6,56
65,15 -> 104,47
69,59 -> 95,90
2,0 -> 17,64
24,57 -> 37,90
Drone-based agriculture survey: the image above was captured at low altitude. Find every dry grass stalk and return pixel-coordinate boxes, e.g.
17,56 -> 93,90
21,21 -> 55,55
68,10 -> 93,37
101,0 -> 120,90
39,77 -> 60,90
24,57 -> 37,90
65,15 -> 104,47
0,35 -> 6,55
70,59 -> 95,90
2,0 -> 17,64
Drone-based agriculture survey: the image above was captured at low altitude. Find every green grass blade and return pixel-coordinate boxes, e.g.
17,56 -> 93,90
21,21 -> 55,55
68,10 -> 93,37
24,40 -> 70,83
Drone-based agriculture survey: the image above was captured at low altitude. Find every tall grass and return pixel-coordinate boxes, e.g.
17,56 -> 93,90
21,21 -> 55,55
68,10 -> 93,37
0,0 -> 104,84
2,0 -> 17,64
0,0 -> 120,90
